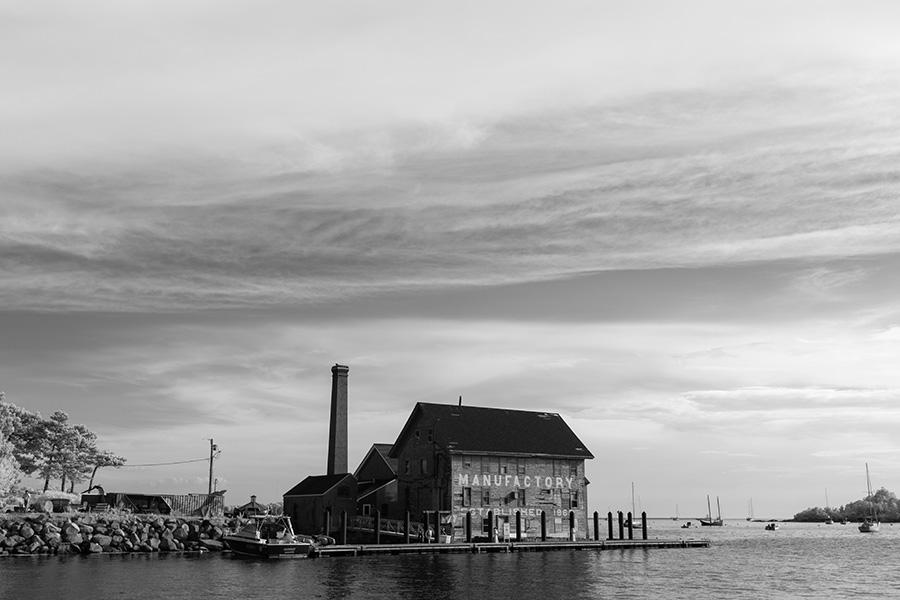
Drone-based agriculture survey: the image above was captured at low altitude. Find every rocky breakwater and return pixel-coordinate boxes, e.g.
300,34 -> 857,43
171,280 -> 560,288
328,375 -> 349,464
0,512 -> 233,556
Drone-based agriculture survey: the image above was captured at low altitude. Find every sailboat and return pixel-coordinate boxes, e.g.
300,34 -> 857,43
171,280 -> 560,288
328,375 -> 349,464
747,498 -> 753,521
824,488 -> 834,524
673,504 -> 679,521
700,495 -> 724,526
858,463 -> 880,533
624,482 -> 640,528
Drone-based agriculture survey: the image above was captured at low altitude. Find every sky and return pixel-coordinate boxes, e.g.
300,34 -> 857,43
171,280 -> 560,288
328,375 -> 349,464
2,0 -> 900,519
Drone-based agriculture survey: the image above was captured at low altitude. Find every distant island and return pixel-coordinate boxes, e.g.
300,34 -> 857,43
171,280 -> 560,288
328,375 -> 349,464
792,487 -> 898,522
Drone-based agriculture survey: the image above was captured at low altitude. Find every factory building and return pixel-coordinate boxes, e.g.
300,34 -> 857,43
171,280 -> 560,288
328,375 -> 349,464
284,365 -> 593,540
389,401 -> 593,539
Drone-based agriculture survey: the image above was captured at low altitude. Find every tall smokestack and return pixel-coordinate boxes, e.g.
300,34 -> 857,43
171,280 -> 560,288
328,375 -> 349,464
327,364 -> 349,475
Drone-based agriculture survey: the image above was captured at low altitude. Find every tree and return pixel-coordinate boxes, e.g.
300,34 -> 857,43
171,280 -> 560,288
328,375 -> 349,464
83,449 -> 127,492
0,428 -> 20,498
0,398 -> 126,493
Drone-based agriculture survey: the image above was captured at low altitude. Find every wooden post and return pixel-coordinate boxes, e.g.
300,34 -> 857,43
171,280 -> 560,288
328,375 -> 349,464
627,511 -> 634,540
607,511 -> 614,540
324,508 -> 332,537
569,511 -> 576,541
375,510 -> 381,545
594,511 -> 600,541
466,511 -> 472,543
404,510 -> 411,544
423,511 -> 430,543
515,510 -> 522,542
487,510 -> 494,542
642,511 -> 648,540
340,510 -> 347,545
540,511 -> 547,541
617,511 -> 624,540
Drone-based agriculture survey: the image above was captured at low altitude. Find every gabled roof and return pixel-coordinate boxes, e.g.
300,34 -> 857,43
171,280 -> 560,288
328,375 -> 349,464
353,443 -> 398,479
388,403 -> 593,459
283,473 -> 353,497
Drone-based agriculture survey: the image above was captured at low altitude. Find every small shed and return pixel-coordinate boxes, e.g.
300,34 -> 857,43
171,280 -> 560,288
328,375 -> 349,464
235,495 -> 267,517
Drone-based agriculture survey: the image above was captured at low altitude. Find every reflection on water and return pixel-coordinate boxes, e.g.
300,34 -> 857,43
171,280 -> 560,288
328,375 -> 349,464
4,522 -> 900,600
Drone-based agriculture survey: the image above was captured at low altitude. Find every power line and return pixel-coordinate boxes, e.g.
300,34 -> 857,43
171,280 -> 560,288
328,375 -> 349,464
119,457 -> 211,468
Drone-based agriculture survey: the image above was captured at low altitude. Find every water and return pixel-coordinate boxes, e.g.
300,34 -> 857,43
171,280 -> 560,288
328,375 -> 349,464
3,520 -> 899,599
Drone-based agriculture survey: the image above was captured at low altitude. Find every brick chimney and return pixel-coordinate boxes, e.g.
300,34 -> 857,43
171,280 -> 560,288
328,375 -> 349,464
327,364 -> 349,475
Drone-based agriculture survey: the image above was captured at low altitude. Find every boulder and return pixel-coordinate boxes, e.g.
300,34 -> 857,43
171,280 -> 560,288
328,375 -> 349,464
19,524 -> 34,539
199,539 -> 224,552
84,542 -> 104,554
159,538 -> 180,552
91,534 -> 113,549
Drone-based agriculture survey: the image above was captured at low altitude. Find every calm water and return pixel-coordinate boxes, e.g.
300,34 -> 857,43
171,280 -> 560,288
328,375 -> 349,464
3,520 -> 899,599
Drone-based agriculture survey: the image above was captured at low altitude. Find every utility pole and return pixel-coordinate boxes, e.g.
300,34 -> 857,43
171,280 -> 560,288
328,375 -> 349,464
208,439 -> 217,495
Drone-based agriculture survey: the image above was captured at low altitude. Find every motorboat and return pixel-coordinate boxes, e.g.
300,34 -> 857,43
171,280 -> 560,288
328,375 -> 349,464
223,515 -> 313,558
764,522 -> 779,531
681,521 -> 693,529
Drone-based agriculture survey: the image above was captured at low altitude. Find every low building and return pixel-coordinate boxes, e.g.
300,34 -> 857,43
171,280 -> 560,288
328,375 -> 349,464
234,494 -> 267,517
80,491 -> 225,517
388,402 -> 593,540
283,473 -> 357,535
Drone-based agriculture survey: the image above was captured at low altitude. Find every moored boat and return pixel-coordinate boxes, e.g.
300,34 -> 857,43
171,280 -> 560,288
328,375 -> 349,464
223,514 -> 313,558
699,495 -> 724,526
858,463 -> 880,534
764,522 -> 779,531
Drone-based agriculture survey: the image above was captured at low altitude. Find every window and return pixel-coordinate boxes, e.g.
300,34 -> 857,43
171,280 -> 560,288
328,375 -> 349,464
463,487 -> 472,507
414,429 -> 420,444
517,489 -> 526,507
517,458 -> 526,475
481,517 -> 492,534
561,490 -> 571,509
427,428 -> 433,443
571,491 -> 579,509
463,456 -> 472,468
499,459 -> 508,474
362,504 -> 372,516
570,462 -> 578,477
481,490 -> 490,506
404,459 -> 410,475
420,458 -> 427,475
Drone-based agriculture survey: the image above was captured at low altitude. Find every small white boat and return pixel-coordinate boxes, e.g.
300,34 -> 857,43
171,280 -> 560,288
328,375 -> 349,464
223,515 -> 313,558
858,463 -> 880,533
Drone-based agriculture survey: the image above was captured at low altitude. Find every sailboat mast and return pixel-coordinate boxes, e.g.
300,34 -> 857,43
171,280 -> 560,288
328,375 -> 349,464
631,482 -> 635,517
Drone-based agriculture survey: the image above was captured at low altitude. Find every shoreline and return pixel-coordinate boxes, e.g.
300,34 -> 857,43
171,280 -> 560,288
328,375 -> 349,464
0,511 -> 234,557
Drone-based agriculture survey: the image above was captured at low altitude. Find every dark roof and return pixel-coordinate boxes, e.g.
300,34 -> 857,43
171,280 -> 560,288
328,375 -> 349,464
371,443 -> 398,472
283,473 -> 353,497
237,498 -> 266,511
388,403 -> 593,459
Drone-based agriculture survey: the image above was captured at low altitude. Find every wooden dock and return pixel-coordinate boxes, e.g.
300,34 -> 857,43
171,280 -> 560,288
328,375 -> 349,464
312,538 -> 709,558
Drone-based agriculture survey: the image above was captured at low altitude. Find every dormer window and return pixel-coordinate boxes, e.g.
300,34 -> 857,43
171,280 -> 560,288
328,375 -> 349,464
427,428 -> 433,443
